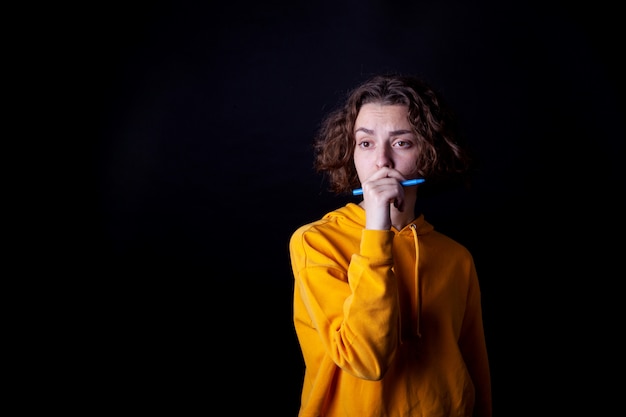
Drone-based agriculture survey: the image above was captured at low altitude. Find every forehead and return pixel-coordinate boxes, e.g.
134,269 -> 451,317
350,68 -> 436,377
355,103 -> 410,127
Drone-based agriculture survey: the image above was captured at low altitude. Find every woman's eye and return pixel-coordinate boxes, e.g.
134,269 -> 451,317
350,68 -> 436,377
358,141 -> 371,148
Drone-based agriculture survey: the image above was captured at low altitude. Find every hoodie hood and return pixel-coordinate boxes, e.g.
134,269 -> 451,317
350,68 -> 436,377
322,203 -> 434,235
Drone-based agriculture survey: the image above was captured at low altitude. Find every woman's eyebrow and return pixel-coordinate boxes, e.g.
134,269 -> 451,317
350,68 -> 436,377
354,128 -> 413,135
354,127 -> 374,135
389,129 -> 413,136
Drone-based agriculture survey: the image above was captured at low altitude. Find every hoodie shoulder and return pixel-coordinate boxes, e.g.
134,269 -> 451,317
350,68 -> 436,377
290,203 -> 364,240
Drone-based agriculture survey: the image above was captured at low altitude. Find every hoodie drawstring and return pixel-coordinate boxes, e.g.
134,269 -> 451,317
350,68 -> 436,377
410,224 -> 422,338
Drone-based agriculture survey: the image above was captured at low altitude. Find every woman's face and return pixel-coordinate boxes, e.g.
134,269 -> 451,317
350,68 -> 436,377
353,103 -> 420,184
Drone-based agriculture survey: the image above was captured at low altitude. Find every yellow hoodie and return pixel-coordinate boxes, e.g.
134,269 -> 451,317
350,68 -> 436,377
289,203 -> 492,417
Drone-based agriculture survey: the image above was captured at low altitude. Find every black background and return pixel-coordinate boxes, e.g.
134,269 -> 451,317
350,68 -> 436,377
71,0 -> 625,414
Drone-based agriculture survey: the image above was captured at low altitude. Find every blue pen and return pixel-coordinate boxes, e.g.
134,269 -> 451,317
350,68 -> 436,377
352,178 -> 425,196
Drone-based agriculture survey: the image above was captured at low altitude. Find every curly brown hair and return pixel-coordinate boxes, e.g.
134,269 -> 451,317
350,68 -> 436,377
313,73 -> 473,195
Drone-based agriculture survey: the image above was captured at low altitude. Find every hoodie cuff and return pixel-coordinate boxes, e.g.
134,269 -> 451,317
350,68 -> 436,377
360,229 -> 394,262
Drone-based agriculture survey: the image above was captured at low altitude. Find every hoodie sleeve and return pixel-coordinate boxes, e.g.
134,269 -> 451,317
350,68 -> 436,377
290,226 -> 400,381
458,261 -> 493,417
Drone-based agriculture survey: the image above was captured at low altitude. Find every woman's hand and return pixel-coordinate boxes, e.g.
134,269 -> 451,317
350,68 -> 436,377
359,168 -> 407,230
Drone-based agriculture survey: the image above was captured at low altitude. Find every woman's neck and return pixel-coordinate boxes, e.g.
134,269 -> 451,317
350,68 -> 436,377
390,198 -> 417,230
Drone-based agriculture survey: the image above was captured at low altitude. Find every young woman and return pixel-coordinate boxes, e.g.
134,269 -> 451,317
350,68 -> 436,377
289,74 -> 492,417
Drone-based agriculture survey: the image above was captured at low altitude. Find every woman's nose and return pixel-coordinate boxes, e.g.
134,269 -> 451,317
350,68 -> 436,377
376,147 -> 392,168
